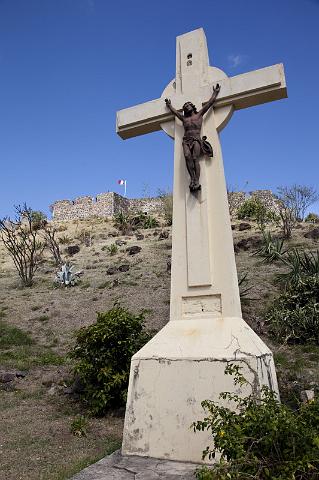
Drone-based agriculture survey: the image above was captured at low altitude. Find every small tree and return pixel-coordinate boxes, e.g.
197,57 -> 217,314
0,204 -> 45,286
277,184 -> 319,221
43,226 -> 63,266
158,189 -> 173,226
237,197 -> 273,230
30,210 -> 47,230
276,203 -> 296,239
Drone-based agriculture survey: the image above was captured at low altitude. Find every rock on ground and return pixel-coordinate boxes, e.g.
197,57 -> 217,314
70,450 -> 197,479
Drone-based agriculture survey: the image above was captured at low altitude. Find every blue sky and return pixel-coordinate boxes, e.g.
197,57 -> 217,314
0,0 -> 318,218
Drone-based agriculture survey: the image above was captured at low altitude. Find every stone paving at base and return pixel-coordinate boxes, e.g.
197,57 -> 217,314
71,450 -> 197,479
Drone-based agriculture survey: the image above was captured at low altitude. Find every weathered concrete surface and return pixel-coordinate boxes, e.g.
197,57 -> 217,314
70,450 -> 197,479
122,316 -> 278,463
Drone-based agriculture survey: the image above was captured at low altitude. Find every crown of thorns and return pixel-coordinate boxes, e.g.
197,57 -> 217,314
183,102 -> 197,113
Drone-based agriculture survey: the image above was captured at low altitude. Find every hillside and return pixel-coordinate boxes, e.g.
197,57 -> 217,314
0,216 -> 318,479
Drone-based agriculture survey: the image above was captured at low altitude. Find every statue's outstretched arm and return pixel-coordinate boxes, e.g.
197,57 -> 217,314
165,98 -> 184,122
198,84 -> 220,116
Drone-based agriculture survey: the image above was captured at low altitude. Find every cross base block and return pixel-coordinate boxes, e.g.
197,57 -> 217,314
122,317 -> 278,463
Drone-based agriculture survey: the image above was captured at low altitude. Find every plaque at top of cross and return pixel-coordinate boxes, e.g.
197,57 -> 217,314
116,28 -> 287,322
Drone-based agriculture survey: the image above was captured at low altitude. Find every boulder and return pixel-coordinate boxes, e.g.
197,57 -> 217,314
106,266 -> 118,275
238,222 -> 252,231
135,233 -> 145,241
119,264 -> 130,272
66,245 -> 80,255
304,228 -> 319,241
126,246 -> 142,255
158,230 -> 169,240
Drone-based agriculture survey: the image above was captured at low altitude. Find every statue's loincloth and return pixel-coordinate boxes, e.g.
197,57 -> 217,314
182,135 -> 213,157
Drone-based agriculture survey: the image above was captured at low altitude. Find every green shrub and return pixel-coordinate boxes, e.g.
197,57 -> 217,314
113,211 -> 132,235
70,305 -> 152,415
193,364 -> 319,480
305,212 -> 319,223
131,211 -> 159,229
266,275 -> 319,344
70,415 -> 88,437
30,210 -> 47,230
237,198 -> 273,229
105,243 -> 118,256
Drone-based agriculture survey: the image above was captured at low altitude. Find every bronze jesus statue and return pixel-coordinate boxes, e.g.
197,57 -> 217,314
165,83 -> 220,192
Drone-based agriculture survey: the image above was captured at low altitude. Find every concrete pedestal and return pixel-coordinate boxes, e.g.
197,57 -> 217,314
122,317 -> 278,463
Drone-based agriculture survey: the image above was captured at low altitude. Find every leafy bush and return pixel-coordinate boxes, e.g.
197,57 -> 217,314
266,275 -> 319,344
113,210 -> 159,233
30,210 -> 47,230
193,364 -> 319,480
130,211 -> 159,229
237,198 -> 273,229
70,305 -> 152,415
113,211 -> 133,235
305,212 -> 319,224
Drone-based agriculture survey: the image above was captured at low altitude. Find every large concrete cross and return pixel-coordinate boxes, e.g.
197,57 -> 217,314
117,28 -> 287,463
117,27 -> 286,321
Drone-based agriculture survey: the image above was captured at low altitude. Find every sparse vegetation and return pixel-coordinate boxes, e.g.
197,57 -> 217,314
105,243 -> 118,256
266,275 -> 319,344
305,212 -> 319,223
277,184 -> 319,222
70,415 -> 88,437
158,189 -> 173,226
194,364 -> 319,480
0,204 -> 45,286
237,197 -> 274,230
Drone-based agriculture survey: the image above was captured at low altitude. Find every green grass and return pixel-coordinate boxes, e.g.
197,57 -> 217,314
0,320 -> 33,347
33,315 -> 50,322
0,346 -> 65,370
48,438 -> 121,480
0,321 -> 64,369
97,281 -> 111,289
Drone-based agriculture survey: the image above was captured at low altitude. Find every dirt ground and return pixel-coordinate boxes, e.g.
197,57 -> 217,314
0,216 -> 318,479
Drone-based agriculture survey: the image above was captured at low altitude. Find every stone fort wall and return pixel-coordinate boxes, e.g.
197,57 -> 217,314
50,192 -> 163,221
51,190 -> 279,221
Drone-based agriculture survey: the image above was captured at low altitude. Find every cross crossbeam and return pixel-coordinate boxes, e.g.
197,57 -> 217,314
116,63 -> 287,139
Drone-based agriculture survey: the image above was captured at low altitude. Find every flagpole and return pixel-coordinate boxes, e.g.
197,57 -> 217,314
124,180 -> 127,197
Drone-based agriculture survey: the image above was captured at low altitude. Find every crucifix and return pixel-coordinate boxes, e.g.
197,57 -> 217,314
117,28 -> 287,463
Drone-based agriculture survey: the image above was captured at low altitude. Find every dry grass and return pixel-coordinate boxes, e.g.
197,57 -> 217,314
0,217 -> 318,479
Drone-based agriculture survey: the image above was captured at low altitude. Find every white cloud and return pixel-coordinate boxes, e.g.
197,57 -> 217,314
227,54 -> 247,69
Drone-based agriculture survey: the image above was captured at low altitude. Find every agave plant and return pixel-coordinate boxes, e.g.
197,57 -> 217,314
253,230 -> 287,264
278,248 -> 319,287
55,263 -> 83,287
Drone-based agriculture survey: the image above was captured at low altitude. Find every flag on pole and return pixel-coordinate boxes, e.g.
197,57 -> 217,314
117,179 -> 127,196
